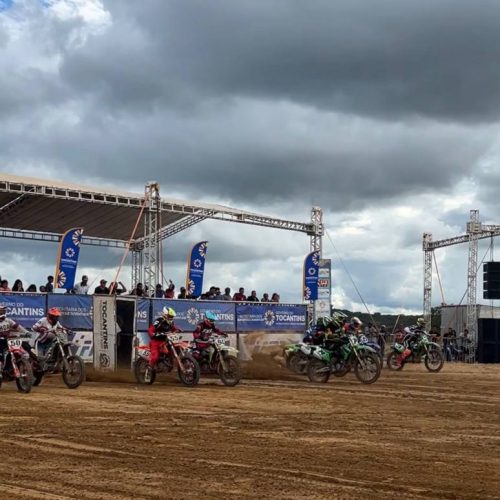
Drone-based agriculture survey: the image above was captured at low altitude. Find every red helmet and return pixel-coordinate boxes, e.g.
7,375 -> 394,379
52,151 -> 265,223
48,307 -> 62,317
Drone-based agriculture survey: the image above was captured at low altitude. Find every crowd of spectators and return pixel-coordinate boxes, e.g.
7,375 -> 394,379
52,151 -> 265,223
0,275 -> 282,303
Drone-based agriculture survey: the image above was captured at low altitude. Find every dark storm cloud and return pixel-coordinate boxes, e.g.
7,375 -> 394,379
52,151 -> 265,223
64,0 -> 500,122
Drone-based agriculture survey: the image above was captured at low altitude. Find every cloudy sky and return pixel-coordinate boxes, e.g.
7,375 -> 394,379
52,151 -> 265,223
1,0 -> 500,312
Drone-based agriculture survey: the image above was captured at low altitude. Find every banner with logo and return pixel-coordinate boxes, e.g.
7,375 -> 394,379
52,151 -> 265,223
47,294 -> 92,330
136,298 -> 151,331
303,250 -> 320,301
151,299 -> 236,332
0,294 -> 46,327
236,304 -> 307,332
68,331 -> 93,363
186,241 -> 208,297
92,295 -> 117,371
54,227 -> 84,290
238,331 -> 303,361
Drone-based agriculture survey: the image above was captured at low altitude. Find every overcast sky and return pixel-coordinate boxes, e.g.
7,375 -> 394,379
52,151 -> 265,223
1,0 -> 500,312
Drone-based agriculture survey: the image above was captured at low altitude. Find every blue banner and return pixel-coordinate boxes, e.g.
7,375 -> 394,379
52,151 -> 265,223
0,294 -> 46,328
303,250 -> 320,301
136,298 -> 151,331
186,241 -> 208,297
47,294 -> 92,330
151,299 -> 236,332
55,227 -> 84,290
236,304 -> 307,332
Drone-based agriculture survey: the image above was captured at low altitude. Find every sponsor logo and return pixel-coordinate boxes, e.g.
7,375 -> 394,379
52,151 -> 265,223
198,242 -> 208,257
72,229 -> 83,247
311,251 -> 320,266
307,266 -> 316,276
187,279 -> 196,295
57,271 -> 67,287
99,353 -> 110,368
264,310 -> 276,326
100,300 -> 109,350
193,258 -> 202,269
186,307 -> 200,325
65,247 -> 76,258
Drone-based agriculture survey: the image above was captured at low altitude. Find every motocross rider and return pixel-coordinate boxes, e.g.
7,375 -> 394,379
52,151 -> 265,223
344,316 -> 363,335
147,307 -> 181,369
404,317 -> 426,350
193,311 -> 225,360
0,306 -> 28,365
32,307 -> 65,358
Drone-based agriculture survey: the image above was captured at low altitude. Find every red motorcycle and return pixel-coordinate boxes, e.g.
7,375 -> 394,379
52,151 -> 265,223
133,333 -> 200,387
0,337 -> 33,393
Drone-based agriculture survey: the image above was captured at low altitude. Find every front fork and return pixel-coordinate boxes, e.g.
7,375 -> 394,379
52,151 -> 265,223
171,343 -> 186,373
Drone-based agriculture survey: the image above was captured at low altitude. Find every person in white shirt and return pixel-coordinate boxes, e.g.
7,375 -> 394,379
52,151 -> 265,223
73,275 -> 90,295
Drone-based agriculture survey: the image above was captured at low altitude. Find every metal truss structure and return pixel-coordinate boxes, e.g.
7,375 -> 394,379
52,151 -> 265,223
423,210 -> 500,359
0,173 -> 323,292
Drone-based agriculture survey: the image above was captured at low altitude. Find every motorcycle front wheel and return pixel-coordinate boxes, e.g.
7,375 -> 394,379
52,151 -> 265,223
386,351 -> 404,371
354,352 -> 381,384
424,347 -> 444,373
177,356 -> 200,387
307,359 -> 331,383
15,359 -> 33,393
62,355 -> 85,389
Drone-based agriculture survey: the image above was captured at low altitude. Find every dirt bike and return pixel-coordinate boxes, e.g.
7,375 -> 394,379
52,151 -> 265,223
307,334 -> 381,384
134,333 -> 200,387
25,328 -> 85,389
189,334 -> 241,386
387,332 -> 443,372
0,337 -> 33,393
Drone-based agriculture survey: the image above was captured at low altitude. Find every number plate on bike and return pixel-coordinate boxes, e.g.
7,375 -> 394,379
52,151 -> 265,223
168,334 -> 180,342
8,339 -> 22,348
214,337 -> 226,346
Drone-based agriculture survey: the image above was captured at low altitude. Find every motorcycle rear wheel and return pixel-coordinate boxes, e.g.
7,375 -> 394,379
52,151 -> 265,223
134,358 -> 156,385
177,356 -> 200,387
62,356 -> 85,389
386,351 -> 404,371
289,352 -> 308,374
307,359 -> 331,383
15,359 -> 33,393
218,355 -> 241,387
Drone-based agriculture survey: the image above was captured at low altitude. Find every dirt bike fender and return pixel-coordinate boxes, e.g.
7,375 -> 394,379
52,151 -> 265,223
222,346 -> 238,357
355,345 -> 378,354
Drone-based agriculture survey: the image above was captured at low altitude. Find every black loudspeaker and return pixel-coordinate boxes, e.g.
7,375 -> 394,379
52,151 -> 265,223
483,262 -> 500,299
477,319 -> 500,363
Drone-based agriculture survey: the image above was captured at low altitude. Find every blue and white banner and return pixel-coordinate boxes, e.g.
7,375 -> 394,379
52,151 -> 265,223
47,294 -> 92,330
55,227 -> 84,290
151,299 -> 236,332
136,298 -> 151,331
303,250 -> 320,301
0,294 -> 46,328
186,241 -> 208,297
236,304 -> 307,332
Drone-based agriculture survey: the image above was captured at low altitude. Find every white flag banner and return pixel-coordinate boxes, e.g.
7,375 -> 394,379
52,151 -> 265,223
93,295 -> 117,371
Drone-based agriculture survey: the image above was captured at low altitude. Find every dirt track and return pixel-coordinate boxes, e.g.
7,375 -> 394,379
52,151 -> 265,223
0,363 -> 499,499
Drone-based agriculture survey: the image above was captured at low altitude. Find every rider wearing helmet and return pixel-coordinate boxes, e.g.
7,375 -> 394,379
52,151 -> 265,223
0,305 -> 28,365
404,317 -> 426,351
193,311 -> 225,356
147,307 -> 181,368
32,307 -> 64,357
344,316 -> 363,334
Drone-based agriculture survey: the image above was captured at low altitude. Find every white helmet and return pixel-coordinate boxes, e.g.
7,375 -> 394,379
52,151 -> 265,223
351,316 -> 362,327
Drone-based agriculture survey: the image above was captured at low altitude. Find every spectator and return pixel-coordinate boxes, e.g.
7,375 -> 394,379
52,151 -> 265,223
247,290 -> 259,302
205,286 -> 217,300
94,279 -> 110,295
109,281 -> 127,295
12,279 -> 24,292
26,284 -> 37,293
177,286 -> 188,299
39,285 -> 47,293
443,327 -> 456,361
214,287 -> 222,299
45,275 -> 54,293
233,287 -> 246,301
73,275 -> 90,295
220,287 -> 232,301
271,293 -> 280,303
261,293 -> 270,302
0,280 -> 10,292
154,284 -> 164,298
165,281 -> 175,299
131,282 -> 145,297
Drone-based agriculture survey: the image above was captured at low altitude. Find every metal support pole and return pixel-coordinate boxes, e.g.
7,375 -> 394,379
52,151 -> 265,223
143,182 -> 161,295
423,233 -> 433,332
310,206 -> 324,254
131,243 -> 143,291
466,210 -> 480,361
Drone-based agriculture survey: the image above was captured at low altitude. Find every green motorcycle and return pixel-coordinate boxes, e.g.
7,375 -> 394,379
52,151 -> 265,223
307,334 -> 381,384
283,342 -> 314,374
387,332 -> 443,372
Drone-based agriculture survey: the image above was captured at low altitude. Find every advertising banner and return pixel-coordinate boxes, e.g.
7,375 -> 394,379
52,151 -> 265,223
69,331 -> 93,363
55,227 -> 84,291
151,299 -> 236,332
92,295 -> 117,371
186,241 -> 208,297
0,294 -> 46,327
136,298 -> 151,331
47,294 -> 92,330
303,251 -> 320,301
236,304 -> 307,332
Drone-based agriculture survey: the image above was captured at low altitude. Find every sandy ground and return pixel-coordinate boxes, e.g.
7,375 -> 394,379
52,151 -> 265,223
0,362 -> 499,500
